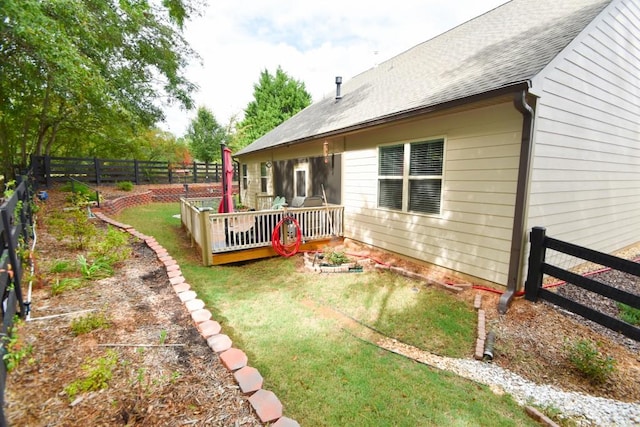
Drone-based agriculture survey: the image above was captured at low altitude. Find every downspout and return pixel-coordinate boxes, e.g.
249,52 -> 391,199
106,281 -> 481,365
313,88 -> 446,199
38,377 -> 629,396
498,89 -> 536,314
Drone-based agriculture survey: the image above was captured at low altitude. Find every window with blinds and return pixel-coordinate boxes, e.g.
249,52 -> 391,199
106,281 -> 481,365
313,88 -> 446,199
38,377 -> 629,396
378,139 -> 444,215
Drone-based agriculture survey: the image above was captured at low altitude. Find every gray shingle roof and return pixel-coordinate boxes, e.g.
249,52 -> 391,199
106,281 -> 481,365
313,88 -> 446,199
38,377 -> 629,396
236,0 -> 612,156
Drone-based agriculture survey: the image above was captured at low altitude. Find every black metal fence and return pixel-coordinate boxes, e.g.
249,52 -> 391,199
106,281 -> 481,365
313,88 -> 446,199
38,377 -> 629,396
0,176 -> 35,426
525,226 -> 640,341
31,155 -> 238,187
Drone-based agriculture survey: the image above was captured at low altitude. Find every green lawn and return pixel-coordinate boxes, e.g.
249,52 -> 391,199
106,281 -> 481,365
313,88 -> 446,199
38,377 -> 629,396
116,203 -> 537,426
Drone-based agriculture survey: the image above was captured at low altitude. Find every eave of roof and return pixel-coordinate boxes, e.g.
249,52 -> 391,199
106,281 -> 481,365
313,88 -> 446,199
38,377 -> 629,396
236,0 -> 611,157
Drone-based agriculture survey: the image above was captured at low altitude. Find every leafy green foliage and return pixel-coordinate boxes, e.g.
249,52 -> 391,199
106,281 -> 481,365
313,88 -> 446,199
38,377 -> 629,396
115,181 -> 134,192
70,312 -> 111,335
0,0 -> 200,179
323,250 -> 351,265
76,255 -> 114,280
51,277 -> 84,296
47,208 -> 97,250
185,106 -> 227,163
59,182 -> 99,203
64,350 -> 118,401
49,260 -> 75,274
3,318 -> 34,372
89,226 -> 131,265
564,338 -> 616,384
618,303 -> 640,325
235,66 -> 312,148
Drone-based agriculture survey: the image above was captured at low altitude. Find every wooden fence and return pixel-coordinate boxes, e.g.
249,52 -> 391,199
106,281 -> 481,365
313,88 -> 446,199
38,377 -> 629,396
0,177 -> 35,426
525,226 -> 640,341
31,155 -> 238,187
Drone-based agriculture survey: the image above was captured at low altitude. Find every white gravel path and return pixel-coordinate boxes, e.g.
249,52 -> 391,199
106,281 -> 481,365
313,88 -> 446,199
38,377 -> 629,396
378,338 -> 640,427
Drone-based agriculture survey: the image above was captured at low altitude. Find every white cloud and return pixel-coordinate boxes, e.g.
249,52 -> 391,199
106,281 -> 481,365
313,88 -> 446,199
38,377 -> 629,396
160,0 -> 508,136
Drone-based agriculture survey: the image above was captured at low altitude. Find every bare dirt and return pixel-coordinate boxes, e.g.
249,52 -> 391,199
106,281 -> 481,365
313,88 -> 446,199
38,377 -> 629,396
4,185 -> 640,426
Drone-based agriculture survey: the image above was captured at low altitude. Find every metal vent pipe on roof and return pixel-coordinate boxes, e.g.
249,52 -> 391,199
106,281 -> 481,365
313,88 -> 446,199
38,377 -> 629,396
335,76 -> 342,100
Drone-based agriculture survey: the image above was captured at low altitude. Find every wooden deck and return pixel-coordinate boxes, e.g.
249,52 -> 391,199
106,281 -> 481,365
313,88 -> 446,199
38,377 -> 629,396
210,238 -> 343,265
180,197 -> 344,265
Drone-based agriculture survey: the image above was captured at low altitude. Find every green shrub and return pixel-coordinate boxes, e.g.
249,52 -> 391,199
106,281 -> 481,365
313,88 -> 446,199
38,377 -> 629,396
47,207 -> 97,250
564,338 -> 616,384
60,182 -> 99,202
618,303 -> 640,326
324,250 -> 350,265
70,312 -> 111,335
115,181 -> 134,191
89,226 -> 131,264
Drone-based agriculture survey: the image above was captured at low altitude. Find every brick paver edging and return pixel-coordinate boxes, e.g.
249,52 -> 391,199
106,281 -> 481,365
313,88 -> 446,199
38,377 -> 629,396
92,210 -> 299,426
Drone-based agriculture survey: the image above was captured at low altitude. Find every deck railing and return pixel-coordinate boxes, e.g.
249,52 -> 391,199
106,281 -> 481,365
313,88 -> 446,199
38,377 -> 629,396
180,197 -> 343,264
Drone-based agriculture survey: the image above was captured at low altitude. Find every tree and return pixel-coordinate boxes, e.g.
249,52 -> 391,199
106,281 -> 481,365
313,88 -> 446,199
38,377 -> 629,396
235,67 -> 312,148
185,106 -> 226,163
0,0 -> 199,179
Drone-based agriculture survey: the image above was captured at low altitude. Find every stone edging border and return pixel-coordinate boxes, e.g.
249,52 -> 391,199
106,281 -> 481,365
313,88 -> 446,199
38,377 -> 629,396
92,210 -> 299,427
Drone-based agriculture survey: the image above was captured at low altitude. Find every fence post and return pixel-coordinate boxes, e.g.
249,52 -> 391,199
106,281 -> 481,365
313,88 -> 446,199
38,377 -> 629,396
192,162 -> 197,183
524,226 -> 546,302
44,155 -> 52,188
134,160 -> 140,185
94,158 -> 102,186
199,209 -> 212,266
168,163 -> 173,184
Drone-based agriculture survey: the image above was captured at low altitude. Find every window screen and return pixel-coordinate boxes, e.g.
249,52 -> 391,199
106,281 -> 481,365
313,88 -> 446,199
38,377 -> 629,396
378,139 -> 444,215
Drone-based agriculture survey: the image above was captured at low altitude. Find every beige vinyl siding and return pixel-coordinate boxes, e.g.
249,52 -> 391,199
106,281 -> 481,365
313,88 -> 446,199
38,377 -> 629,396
528,0 -> 640,261
343,102 -> 522,285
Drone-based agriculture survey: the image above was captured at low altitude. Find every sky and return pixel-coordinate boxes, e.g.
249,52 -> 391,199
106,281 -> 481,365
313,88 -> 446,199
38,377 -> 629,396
160,0 -> 510,137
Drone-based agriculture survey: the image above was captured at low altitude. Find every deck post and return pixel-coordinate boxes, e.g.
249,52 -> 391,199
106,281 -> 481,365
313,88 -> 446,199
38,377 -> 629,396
200,209 -> 212,266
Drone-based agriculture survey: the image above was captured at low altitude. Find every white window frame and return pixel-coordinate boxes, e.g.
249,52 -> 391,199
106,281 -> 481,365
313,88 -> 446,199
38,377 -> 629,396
294,163 -> 309,198
377,137 -> 445,216
242,164 -> 248,190
259,162 -> 269,193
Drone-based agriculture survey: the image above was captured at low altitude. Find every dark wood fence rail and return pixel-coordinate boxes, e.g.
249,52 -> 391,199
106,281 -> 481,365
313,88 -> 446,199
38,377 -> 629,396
525,226 -> 640,341
0,176 -> 35,426
31,155 -> 238,187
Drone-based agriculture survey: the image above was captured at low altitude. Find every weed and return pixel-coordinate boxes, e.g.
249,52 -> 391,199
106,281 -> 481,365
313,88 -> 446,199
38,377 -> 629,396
51,277 -> 84,296
618,303 -> 640,326
564,338 -> 616,384
64,350 -> 118,401
115,181 -> 134,191
2,318 -> 33,372
77,255 -> 114,280
50,260 -> 75,274
70,312 -> 111,335
158,330 -> 167,345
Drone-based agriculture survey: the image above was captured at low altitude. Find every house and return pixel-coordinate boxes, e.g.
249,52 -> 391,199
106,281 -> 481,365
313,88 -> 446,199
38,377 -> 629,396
235,0 -> 640,311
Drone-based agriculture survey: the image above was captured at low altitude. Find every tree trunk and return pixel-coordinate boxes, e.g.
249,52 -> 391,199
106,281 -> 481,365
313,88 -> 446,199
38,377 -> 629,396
35,74 -> 53,156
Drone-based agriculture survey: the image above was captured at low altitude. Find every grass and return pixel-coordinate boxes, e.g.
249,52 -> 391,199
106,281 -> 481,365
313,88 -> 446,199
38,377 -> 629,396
116,203 -> 538,426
